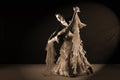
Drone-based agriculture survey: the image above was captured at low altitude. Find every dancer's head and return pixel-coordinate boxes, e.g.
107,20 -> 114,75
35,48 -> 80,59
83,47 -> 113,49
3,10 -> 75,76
73,6 -> 80,12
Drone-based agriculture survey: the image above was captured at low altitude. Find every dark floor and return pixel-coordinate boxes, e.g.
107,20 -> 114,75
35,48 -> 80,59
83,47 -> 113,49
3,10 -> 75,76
0,64 -> 119,80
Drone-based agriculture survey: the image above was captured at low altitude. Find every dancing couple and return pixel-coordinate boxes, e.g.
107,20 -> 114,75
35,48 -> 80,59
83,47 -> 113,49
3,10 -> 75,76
45,6 -> 93,77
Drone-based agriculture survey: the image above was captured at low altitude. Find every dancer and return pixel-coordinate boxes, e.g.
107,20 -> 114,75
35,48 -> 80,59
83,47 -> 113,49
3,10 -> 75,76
45,14 -> 69,67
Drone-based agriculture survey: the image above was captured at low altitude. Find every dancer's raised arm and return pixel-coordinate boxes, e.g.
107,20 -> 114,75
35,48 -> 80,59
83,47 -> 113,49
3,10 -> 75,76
56,7 -> 79,37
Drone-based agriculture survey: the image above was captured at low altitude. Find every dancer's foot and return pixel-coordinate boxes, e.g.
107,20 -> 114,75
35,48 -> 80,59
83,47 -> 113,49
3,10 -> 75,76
51,69 -> 58,75
63,71 -> 69,77
73,70 -> 78,76
87,67 -> 93,75
59,70 -> 69,77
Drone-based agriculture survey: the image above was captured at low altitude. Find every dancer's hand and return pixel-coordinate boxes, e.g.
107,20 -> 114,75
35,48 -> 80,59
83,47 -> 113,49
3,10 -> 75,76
48,36 -> 59,43
54,36 -> 59,43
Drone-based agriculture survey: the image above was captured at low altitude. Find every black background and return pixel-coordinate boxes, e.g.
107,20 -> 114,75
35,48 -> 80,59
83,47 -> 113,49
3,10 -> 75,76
0,0 -> 120,64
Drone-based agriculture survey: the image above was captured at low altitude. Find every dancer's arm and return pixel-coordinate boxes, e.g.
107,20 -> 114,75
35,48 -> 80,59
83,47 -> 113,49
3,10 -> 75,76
56,9 -> 78,37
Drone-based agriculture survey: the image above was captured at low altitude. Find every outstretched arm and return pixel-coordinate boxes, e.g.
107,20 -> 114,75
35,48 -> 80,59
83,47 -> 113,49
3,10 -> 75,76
47,14 -> 68,42
56,8 -> 78,37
